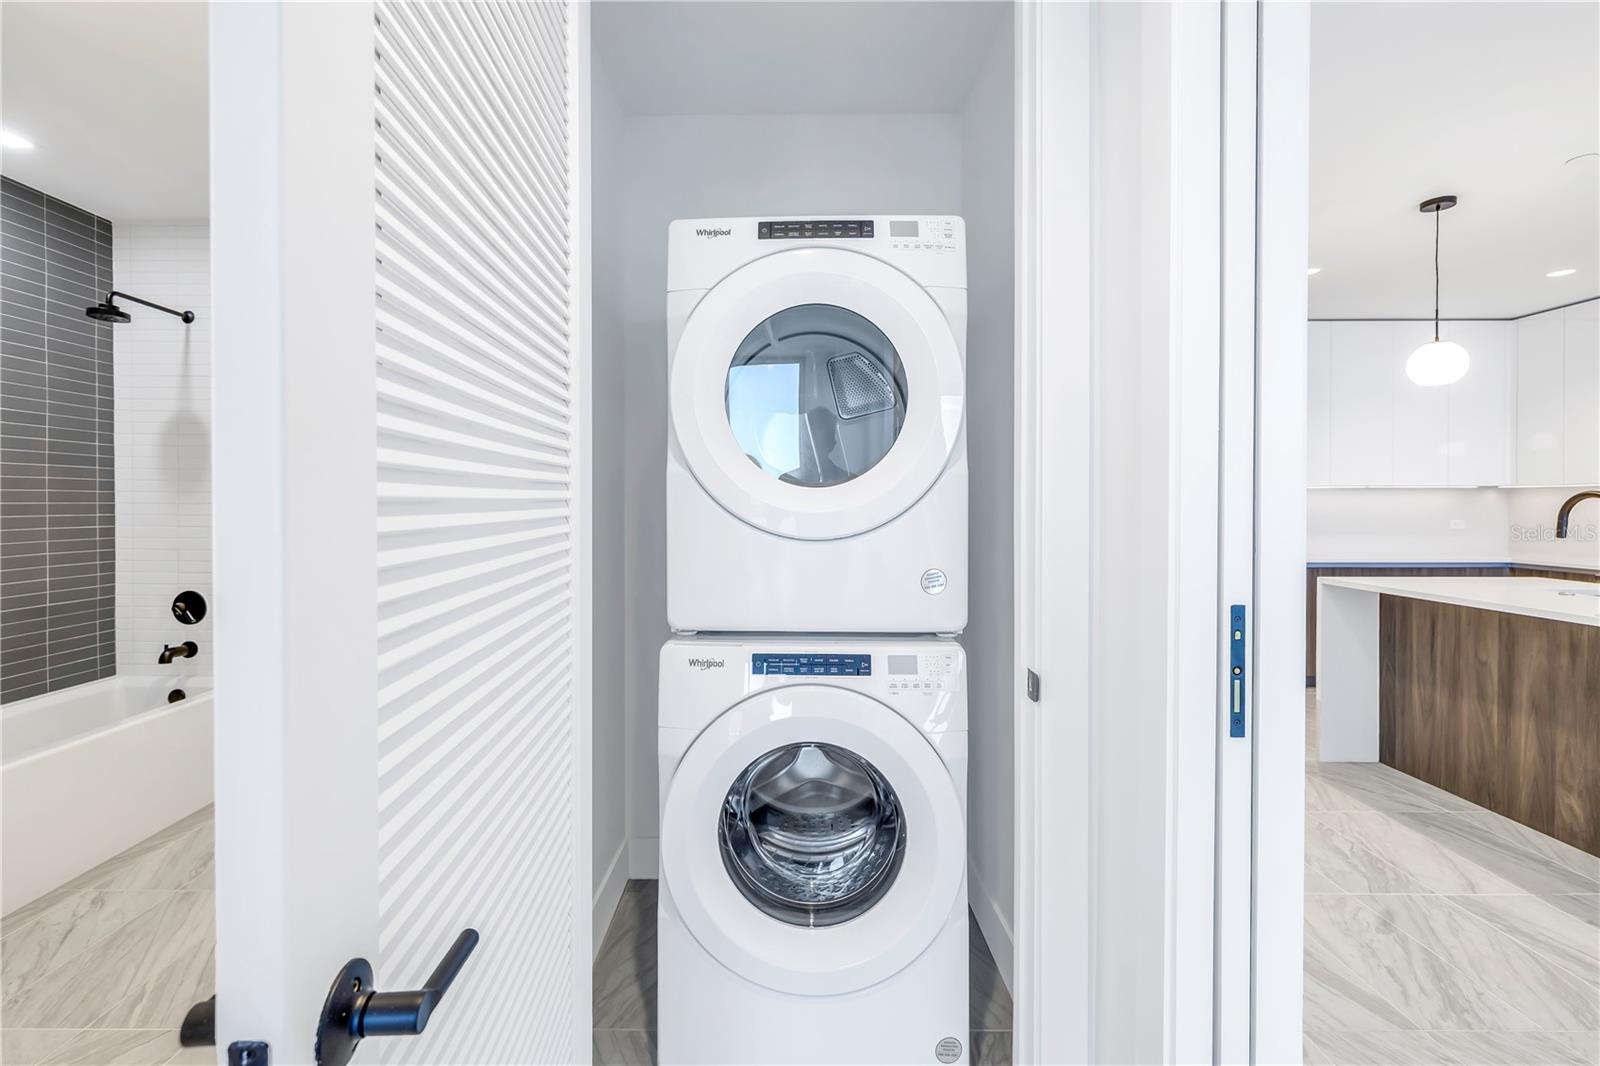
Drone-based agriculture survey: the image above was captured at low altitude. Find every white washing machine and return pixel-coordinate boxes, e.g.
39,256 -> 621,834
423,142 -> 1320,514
658,637 -> 969,1065
666,216 -> 968,635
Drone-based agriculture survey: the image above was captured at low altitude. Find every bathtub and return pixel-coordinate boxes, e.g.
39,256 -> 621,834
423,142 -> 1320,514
2,675 -> 213,914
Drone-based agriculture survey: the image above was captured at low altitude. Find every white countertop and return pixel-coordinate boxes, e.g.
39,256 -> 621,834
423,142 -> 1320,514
1318,576 -> 1600,627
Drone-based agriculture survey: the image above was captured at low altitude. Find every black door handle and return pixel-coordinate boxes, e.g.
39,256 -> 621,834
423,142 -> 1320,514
316,929 -> 479,1066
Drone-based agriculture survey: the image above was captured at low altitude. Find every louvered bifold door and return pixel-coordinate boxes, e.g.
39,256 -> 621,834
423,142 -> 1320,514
374,2 -> 581,1062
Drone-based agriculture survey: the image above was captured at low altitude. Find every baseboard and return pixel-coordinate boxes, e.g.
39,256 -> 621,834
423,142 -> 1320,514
592,839 -> 629,958
968,863 -> 1014,996
629,835 -> 659,879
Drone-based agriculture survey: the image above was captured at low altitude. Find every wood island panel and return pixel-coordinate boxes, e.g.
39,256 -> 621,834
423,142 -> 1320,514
1378,594 -> 1600,855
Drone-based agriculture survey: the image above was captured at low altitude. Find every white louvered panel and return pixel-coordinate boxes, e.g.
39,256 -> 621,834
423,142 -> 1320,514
374,2 -> 577,1062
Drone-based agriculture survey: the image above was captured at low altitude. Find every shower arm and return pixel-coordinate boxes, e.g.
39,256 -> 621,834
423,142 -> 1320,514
103,290 -> 195,323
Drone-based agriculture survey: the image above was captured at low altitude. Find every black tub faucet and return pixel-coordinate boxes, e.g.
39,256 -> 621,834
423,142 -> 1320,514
159,641 -> 198,664
1555,491 -> 1600,539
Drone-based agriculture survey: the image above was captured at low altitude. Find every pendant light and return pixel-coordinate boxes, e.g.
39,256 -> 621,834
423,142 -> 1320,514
1405,195 -> 1469,387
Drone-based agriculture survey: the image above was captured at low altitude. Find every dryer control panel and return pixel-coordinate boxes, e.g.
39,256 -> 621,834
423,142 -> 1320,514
885,216 -> 960,254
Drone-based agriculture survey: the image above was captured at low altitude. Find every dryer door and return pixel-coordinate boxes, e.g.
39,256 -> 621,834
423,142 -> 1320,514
660,685 -> 965,996
670,248 -> 964,540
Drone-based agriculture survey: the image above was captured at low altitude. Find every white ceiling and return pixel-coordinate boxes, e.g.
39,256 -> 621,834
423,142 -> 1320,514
1310,1 -> 1599,319
1,1 -> 208,224
593,1 -> 1009,115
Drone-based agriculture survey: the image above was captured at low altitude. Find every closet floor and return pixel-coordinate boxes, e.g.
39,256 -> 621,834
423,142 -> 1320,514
1303,689 -> 1600,1065
593,880 -> 1014,1065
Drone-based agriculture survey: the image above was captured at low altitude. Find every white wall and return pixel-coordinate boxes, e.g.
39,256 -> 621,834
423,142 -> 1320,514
615,112 -> 965,871
112,224 -> 212,676
1307,488 -> 1514,563
960,16 -> 1016,990
1507,487 -> 1600,570
589,58 -> 631,944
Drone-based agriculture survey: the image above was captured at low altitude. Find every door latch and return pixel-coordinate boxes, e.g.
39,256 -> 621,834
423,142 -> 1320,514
1228,605 -> 1246,738
1025,669 -> 1040,703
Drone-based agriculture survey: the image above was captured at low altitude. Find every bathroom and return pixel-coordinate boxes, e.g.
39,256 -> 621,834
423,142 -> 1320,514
1,3 -> 216,1062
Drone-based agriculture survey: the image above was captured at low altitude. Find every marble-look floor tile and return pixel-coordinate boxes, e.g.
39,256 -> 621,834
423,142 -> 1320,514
1313,812 -> 1594,896
1353,894 -> 1598,1031
1428,1029 -> 1600,1066
592,1029 -> 654,1066
1443,894 -> 1600,989
2,892 -> 212,1030
1304,894 -> 1537,1031
1306,865 -> 1345,894
0,1029 -> 78,1066
1304,951 -> 1423,1032
971,1029 -> 1012,1065
1425,812 -> 1600,885
1307,819 -> 1431,894
1383,812 -> 1600,895
1302,1028 -> 1457,1065
593,882 -> 656,1031
1309,761 -> 1478,815
35,1028 -> 183,1066
969,913 -> 1012,1031
1,893 -> 171,1003
91,893 -> 214,1029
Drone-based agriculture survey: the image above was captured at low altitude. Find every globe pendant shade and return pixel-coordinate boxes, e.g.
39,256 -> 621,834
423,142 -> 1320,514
1405,338 -> 1469,387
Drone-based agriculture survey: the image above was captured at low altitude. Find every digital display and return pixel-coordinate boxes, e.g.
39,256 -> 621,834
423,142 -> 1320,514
752,654 -> 872,676
759,220 -> 875,240
889,220 -> 919,238
887,655 -> 919,675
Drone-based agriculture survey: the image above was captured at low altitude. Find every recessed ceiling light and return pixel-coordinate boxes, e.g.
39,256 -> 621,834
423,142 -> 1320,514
1546,268 -> 1577,278
1307,266 -> 1322,276
0,129 -> 35,151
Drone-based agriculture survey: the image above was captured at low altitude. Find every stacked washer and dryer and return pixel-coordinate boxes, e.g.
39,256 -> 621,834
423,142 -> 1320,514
659,216 -> 972,1065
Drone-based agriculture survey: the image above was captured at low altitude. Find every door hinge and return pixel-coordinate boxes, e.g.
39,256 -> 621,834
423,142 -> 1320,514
1228,604 -> 1246,738
1025,669 -> 1040,703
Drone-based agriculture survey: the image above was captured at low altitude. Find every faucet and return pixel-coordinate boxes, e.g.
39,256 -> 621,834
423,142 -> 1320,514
1555,491 -> 1600,539
159,641 -> 198,665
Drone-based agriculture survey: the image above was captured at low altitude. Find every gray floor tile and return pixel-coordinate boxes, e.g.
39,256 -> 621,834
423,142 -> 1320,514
971,1029 -> 1012,1066
1442,894 -> 1600,989
35,1028 -> 182,1066
969,912 -> 1012,1031
593,1029 -> 655,1066
0,1029 -> 77,1066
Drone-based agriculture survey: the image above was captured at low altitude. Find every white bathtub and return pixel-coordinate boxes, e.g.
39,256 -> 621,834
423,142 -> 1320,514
2,675 -> 214,914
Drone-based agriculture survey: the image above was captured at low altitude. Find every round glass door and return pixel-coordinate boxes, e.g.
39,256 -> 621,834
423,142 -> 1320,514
718,742 -> 907,927
724,304 -> 907,488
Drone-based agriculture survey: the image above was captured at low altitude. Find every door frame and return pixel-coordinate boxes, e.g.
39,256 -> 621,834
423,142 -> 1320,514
1011,3 -> 1309,1063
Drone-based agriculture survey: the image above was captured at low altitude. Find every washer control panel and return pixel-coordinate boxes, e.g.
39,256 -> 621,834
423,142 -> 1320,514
886,216 -> 959,254
886,649 -> 957,696
752,653 -> 871,677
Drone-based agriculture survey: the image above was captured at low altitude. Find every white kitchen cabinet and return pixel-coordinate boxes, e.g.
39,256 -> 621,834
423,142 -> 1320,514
1306,322 -> 1332,486
1328,321 -> 1396,485
1515,309 -> 1567,484
1441,319 -> 1512,486
1563,301 -> 1599,485
1391,319 -> 1448,485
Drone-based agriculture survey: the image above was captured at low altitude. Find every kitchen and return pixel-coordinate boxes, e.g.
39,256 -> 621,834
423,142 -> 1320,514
1300,4 -> 1599,1062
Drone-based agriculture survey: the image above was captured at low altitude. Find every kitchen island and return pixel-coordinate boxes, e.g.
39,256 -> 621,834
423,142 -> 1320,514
1318,576 -> 1600,855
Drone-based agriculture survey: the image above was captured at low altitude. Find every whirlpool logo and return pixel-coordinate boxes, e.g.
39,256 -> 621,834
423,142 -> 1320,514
687,657 -> 726,671
695,227 -> 732,239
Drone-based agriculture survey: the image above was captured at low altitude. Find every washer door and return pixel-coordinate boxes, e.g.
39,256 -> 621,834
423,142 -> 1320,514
671,248 -> 964,541
661,686 -> 965,996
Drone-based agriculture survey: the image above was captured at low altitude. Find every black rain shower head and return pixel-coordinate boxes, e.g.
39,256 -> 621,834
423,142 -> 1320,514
85,291 -> 194,325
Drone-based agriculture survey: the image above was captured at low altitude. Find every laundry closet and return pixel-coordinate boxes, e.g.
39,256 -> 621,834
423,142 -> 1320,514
585,2 -> 1018,1059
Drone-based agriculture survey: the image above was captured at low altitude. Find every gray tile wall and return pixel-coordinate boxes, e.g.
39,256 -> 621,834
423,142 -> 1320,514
1,176 -> 116,702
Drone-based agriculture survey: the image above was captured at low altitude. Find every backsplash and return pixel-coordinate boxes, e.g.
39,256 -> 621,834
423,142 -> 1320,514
0,177 -> 116,702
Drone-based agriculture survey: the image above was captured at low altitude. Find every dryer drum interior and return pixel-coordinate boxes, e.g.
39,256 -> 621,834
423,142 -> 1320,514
718,741 -> 908,927
724,303 -> 908,488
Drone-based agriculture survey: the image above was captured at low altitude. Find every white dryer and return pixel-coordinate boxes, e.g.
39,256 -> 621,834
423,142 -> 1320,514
666,216 -> 967,634
657,637 -> 969,1065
